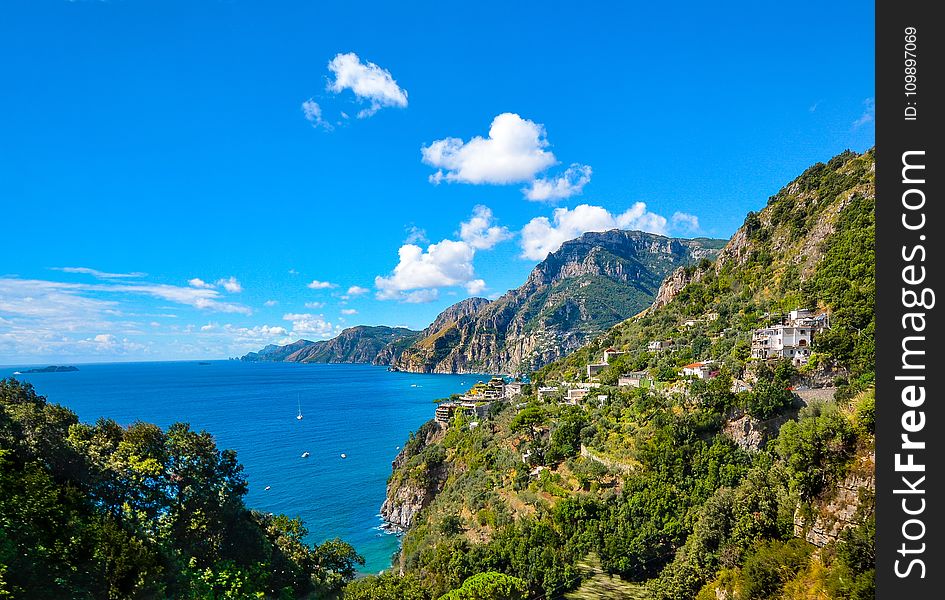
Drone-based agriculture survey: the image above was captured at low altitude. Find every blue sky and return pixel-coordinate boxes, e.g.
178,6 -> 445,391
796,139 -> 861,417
0,0 -> 874,364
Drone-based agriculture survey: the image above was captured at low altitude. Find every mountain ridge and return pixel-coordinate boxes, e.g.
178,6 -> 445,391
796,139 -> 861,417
240,325 -> 421,365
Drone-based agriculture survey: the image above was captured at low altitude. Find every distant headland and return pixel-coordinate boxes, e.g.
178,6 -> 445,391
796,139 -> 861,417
19,365 -> 79,374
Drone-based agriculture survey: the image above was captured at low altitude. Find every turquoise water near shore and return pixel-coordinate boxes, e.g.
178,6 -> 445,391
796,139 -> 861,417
4,360 -> 473,573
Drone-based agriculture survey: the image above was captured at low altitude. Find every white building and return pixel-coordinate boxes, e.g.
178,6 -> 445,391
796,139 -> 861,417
603,348 -> 626,363
587,348 -> 627,378
647,339 -> 674,352
565,388 -> 589,405
681,360 -> 718,379
750,310 -> 829,366
617,371 -> 648,387
504,382 -> 524,398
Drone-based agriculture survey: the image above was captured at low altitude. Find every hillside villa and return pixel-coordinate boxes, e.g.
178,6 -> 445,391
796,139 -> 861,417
586,347 -> 627,378
647,339 -> 674,352
750,309 -> 830,366
618,371 -> 649,387
681,360 -> 719,379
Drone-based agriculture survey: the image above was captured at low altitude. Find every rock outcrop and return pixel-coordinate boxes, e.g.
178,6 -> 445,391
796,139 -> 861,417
794,450 -> 875,547
722,408 -> 797,451
380,421 -> 447,532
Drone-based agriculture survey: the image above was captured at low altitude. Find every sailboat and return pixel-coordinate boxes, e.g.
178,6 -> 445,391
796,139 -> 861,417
296,395 -> 303,420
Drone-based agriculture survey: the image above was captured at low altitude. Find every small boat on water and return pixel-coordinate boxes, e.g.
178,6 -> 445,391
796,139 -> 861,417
301,452 -> 310,458
296,395 -> 303,420
340,453 -> 347,459
265,485 -> 271,490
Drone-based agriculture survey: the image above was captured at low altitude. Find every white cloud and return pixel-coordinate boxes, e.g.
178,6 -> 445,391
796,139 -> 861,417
282,313 -> 335,338
404,225 -> 428,244
340,308 -> 358,315
264,299 -> 279,307
346,285 -> 370,296
327,52 -> 408,118
520,203 -> 670,260
216,276 -> 243,293
188,278 -> 213,289
465,279 -> 486,295
302,99 -> 332,130
422,113 -> 557,185
374,206 -> 512,302
525,164 -> 592,202
671,212 -> 701,234
853,97 -> 875,129
52,267 -> 147,279
458,205 -> 512,250
402,289 -> 439,303
307,279 -> 337,290
79,334 -> 146,354
0,277 -> 251,326
375,239 -> 476,302
304,301 -> 325,309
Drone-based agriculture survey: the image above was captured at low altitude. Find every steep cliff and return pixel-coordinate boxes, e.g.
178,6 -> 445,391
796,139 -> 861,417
392,231 -> 725,375
380,420 -> 447,532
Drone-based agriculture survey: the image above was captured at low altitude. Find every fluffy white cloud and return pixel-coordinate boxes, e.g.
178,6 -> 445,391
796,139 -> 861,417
216,276 -> 242,293
671,212 -> 701,233
525,164 -> 593,202
52,267 -> 146,279
520,203 -> 670,260
375,239 -> 475,299
327,52 -> 408,118
188,278 -> 213,289
307,279 -> 337,290
282,313 -> 335,338
340,308 -> 358,315
264,299 -> 279,307
301,99 -> 331,129
465,279 -> 486,295
304,301 -> 325,309
422,113 -> 557,185
374,206 -> 512,302
458,205 -> 512,250
346,285 -> 370,296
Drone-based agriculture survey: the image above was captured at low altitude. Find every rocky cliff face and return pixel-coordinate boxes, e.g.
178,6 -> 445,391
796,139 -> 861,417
392,230 -> 725,375
794,449 -> 875,547
240,326 -> 420,365
722,408 -> 798,452
380,421 -> 447,532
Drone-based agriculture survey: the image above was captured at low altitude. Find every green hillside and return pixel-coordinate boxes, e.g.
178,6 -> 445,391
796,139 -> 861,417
350,148 -> 876,600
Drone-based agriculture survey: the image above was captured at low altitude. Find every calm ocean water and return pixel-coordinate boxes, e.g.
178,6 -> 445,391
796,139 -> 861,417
3,360 -> 474,573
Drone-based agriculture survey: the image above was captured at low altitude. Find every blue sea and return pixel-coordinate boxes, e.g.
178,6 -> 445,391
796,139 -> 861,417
3,361 -> 475,574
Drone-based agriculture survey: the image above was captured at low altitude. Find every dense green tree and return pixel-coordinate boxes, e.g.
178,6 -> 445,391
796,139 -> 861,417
437,572 -> 527,600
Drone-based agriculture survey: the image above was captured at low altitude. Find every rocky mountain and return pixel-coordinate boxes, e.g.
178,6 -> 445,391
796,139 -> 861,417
240,325 -> 421,365
391,230 -> 726,375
